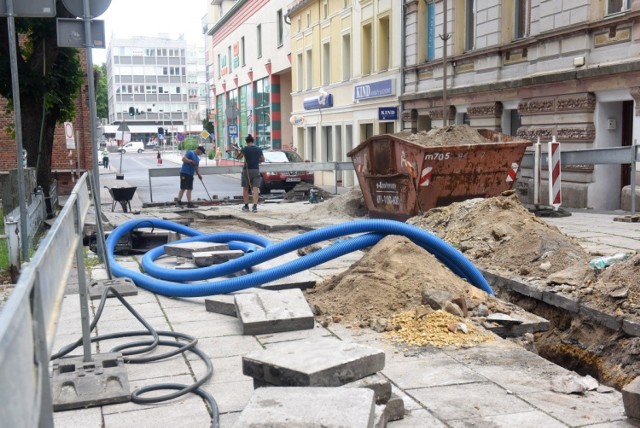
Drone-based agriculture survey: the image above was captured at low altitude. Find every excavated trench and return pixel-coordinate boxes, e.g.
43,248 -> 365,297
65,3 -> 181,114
494,287 -> 640,391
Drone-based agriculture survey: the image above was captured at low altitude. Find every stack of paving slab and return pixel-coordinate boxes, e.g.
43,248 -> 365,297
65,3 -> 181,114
164,240 -> 404,426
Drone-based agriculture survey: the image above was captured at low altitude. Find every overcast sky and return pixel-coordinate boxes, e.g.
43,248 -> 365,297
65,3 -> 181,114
91,0 -> 208,64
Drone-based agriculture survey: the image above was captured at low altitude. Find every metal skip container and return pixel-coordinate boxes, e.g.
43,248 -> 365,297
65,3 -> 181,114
347,127 -> 531,220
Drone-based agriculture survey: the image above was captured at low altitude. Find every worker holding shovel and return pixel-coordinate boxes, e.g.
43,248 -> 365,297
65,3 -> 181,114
235,134 -> 264,212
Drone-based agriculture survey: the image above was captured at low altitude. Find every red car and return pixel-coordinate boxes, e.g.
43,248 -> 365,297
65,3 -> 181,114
260,150 -> 314,194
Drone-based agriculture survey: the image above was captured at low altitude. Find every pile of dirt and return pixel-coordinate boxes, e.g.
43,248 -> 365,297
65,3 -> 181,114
393,125 -> 494,147
294,186 -> 368,222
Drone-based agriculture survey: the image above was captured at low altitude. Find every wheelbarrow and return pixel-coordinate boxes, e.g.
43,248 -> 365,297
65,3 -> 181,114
105,186 -> 137,213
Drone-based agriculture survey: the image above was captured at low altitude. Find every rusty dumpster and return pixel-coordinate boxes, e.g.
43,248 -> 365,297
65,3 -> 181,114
347,128 -> 531,220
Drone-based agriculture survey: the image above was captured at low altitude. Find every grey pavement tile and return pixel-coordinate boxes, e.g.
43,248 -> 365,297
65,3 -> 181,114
382,353 -> 485,389
409,382 -> 535,421
163,302 -> 228,324
53,407 -> 103,428
190,334 -> 263,360
520,390 -> 627,426
255,323 -> 333,345
199,379 -> 255,414
101,374 -> 198,414
94,300 -> 167,321
102,396 -> 211,427
190,355 -> 245,385
123,352 -> 193,383
447,410 -> 567,428
586,421 -> 640,427
387,408 -> 447,427
219,411 -> 241,427
170,317 -> 243,338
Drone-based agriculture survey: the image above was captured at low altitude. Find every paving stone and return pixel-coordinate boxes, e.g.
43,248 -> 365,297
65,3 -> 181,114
242,338 -> 385,387
232,387 -> 375,428
541,290 -> 580,313
374,404 -> 388,428
482,310 -> 550,338
622,376 -> 640,420
579,304 -> 622,331
193,249 -> 244,266
622,319 -> 640,337
235,288 -> 314,335
164,241 -> 230,258
342,372 -> 392,404
385,393 -> 406,422
204,283 -> 272,318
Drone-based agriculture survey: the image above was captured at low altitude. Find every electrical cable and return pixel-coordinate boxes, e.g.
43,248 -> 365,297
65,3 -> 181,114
51,286 -> 219,428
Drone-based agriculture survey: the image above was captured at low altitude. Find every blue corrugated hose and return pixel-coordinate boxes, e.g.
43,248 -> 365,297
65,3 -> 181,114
106,218 -> 493,297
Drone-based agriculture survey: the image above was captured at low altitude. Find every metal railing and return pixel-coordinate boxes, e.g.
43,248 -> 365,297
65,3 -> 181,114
4,187 -> 47,267
521,144 -> 639,212
0,173 -> 92,427
147,161 -> 355,202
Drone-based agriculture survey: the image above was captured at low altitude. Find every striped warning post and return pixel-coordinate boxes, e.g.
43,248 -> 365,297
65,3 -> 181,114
548,137 -> 562,209
506,162 -> 519,182
419,166 -> 433,187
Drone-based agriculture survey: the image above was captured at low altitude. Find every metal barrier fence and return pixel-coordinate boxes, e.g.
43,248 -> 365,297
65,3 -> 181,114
5,187 -> 47,267
147,161 -> 355,202
0,172 -> 92,427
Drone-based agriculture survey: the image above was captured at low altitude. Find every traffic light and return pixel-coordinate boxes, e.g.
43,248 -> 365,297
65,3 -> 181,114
128,107 -> 135,116
158,127 -> 164,135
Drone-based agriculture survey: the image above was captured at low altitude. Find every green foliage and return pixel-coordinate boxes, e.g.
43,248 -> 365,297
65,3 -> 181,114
202,117 -> 215,135
208,151 -> 214,160
181,137 -> 198,151
95,64 -> 109,120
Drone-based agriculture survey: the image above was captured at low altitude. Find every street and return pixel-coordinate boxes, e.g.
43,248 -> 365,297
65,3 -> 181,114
106,150 -> 243,203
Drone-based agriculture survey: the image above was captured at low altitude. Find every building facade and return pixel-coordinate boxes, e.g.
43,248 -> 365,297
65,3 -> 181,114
402,0 -> 640,210
105,35 -> 204,144
207,0 -> 293,159
288,0 -> 403,187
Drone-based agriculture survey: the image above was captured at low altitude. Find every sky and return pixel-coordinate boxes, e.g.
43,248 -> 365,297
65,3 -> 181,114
91,0 -> 208,64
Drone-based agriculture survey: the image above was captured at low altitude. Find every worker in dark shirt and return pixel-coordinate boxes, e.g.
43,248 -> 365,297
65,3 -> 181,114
235,134 -> 264,212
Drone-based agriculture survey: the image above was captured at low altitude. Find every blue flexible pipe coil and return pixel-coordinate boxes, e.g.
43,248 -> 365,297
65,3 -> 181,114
106,218 -> 493,297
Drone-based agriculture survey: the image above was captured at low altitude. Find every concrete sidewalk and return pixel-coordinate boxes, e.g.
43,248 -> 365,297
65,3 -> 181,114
49,203 -> 640,427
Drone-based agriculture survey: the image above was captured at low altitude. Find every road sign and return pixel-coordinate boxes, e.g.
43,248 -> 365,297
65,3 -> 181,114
56,18 -> 105,48
0,0 -> 56,17
64,122 -> 76,149
200,130 -> 210,139
60,0 -> 110,18
228,125 -> 238,137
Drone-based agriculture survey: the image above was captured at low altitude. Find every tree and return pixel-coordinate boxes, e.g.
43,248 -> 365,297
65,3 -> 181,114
95,64 -> 108,120
0,3 -> 85,202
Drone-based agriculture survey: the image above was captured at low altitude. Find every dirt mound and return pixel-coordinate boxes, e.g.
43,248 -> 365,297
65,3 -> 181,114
294,186 -> 368,222
393,124 -> 494,147
408,193 -> 591,279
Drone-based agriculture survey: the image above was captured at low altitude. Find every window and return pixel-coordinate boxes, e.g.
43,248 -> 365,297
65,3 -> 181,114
322,0 -> 328,19
257,24 -> 263,58
228,46 -> 232,72
378,16 -> 390,71
305,49 -> 313,90
514,0 -> 529,39
465,0 -> 475,51
241,37 -> 246,66
362,23 -> 372,75
426,1 -> 435,60
342,33 -> 351,81
277,10 -> 284,47
296,53 -> 303,90
607,0 -> 630,15
322,42 -> 330,85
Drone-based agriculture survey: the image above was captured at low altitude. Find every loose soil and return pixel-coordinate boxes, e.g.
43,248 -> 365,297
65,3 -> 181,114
303,171 -> 639,388
394,124 -> 496,147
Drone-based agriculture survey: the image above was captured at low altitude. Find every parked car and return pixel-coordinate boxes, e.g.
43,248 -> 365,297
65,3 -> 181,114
118,141 -> 145,153
259,150 -> 314,194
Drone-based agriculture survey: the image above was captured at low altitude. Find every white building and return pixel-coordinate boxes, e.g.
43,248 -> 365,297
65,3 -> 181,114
105,35 -> 204,142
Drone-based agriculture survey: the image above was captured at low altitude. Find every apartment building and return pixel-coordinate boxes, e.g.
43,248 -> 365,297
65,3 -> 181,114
105,35 -> 204,143
402,0 -> 640,210
288,0 -> 403,187
206,0 -> 293,157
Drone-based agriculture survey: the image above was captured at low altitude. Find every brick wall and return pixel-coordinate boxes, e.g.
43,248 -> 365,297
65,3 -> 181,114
0,49 -> 94,196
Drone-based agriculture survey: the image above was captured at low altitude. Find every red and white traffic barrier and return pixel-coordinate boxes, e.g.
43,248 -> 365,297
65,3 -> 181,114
548,136 -> 562,209
419,166 -> 433,187
533,138 -> 542,207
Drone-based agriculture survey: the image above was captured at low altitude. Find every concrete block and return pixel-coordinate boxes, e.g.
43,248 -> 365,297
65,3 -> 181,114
482,271 -> 543,299
193,249 -> 244,266
242,338 -> 385,387
622,377 -> 640,420
374,404 -> 388,428
542,291 -> 580,313
623,319 -> 640,337
384,393 -> 405,422
483,311 -> 550,338
342,373 -> 392,404
205,288 -> 270,317
232,387 -> 375,428
579,304 -> 622,331
235,289 -> 314,335
164,241 -> 229,258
